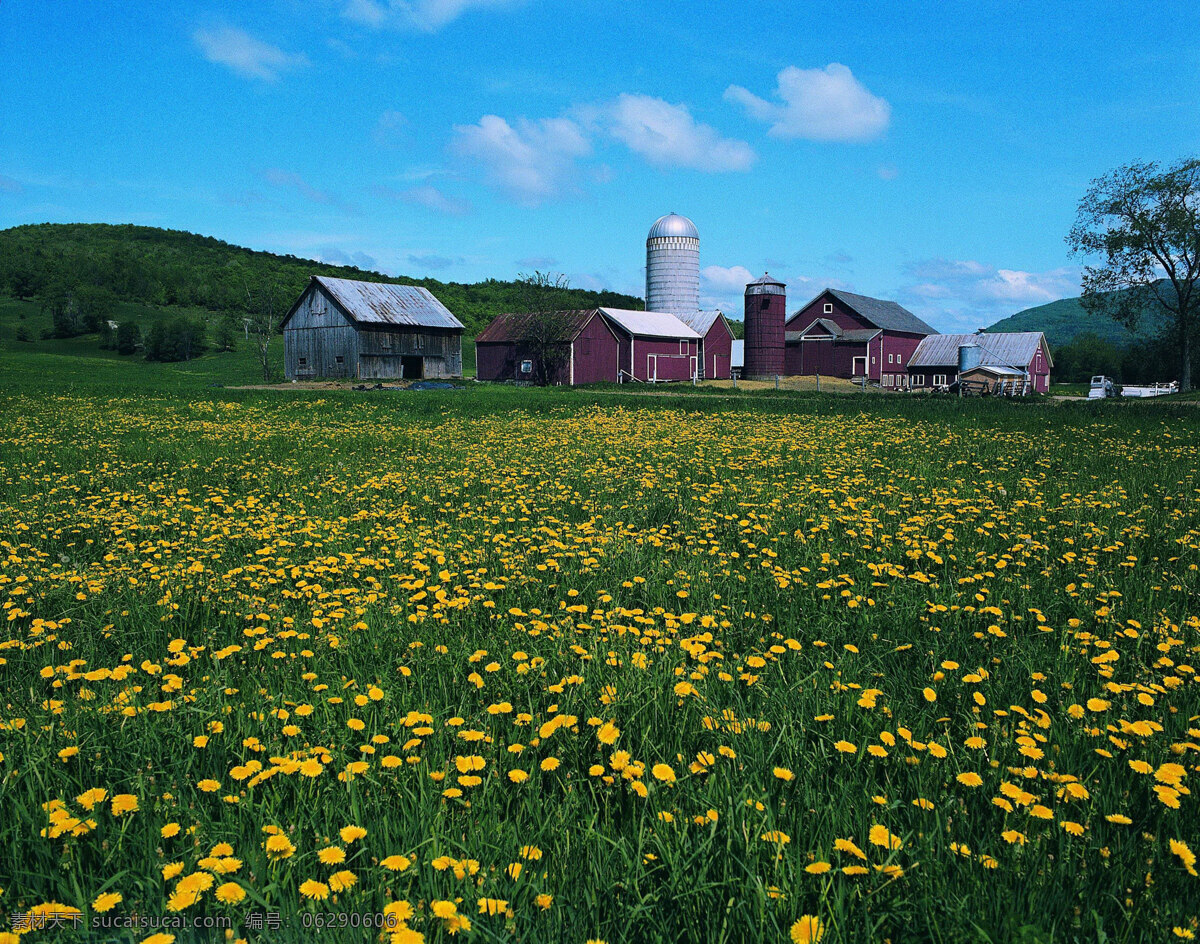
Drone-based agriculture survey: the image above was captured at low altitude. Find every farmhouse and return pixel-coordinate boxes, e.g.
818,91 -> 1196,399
677,309 -> 734,380
783,288 -> 937,387
906,332 -> 1052,393
282,276 -> 464,381
475,309 -> 620,384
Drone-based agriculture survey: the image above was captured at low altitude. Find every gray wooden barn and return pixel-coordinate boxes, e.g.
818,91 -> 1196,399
282,276 -> 464,381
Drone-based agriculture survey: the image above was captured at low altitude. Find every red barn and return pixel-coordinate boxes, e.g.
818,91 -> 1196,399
475,309 -> 621,385
906,332 -> 1052,393
677,310 -> 734,380
599,308 -> 701,382
784,288 -> 937,387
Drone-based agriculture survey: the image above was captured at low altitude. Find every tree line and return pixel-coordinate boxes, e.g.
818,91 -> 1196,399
0,222 -> 643,338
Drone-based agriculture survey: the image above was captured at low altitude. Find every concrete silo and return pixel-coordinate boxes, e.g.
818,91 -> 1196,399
743,273 -> 786,380
645,213 -> 700,315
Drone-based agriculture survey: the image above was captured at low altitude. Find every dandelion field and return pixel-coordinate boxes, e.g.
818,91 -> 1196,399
1,382 -> 1198,943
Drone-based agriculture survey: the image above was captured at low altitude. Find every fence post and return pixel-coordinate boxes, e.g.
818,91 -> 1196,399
775,375 -> 779,391
816,373 -> 821,393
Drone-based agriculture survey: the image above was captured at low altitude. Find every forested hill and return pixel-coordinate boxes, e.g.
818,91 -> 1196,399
0,223 -> 643,334
986,287 -> 1170,348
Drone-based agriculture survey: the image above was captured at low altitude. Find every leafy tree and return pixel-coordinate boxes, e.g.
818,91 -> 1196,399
244,280 -> 287,382
43,283 -> 83,338
1051,332 -> 1123,383
513,271 -> 575,385
75,284 -> 117,333
116,321 -> 140,355
214,314 -> 238,353
14,324 -> 31,343
1067,157 -> 1200,391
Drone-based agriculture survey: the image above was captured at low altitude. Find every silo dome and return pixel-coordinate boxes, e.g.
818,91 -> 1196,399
647,213 -> 699,240
645,213 -> 700,315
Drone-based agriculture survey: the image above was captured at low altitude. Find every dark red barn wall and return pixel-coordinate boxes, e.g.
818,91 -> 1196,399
476,342 -> 516,382
786,292 -> 876,335
704,319 -> 733,380
630,338 -> 698,381
571,314 -> 621,384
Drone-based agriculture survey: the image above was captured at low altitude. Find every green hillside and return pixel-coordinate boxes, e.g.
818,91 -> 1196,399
987,289 -> 1170,348
0,222 -> 643,336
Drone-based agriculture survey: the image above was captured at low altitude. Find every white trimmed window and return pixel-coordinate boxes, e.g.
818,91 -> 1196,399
933,373 -> 946,386
888,353 -> 894,364
913,374 -> 924,386
896,353 -> 903,364
823,302 -> 833,313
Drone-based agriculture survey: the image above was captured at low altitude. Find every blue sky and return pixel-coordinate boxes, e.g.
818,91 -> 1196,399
2,0 -> 1197,330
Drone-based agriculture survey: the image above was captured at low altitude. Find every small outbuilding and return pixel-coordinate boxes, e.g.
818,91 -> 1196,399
906,332 -> 1051,392
475,309 -> 620,385
599,308 -> 701,382
677,310 -> 734,380
282,276 -> 464,381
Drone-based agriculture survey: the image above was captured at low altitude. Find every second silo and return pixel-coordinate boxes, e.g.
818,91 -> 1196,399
645,213 -> 700,314
743,273 -> 786,379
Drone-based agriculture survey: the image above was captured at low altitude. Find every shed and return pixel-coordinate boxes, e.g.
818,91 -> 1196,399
677,309 -> 734,380
906,332 -> 1051,392
281,276 -> 464,381
475,309 -> 621,385
784,288 -> 937,387
598,308 -> 702,382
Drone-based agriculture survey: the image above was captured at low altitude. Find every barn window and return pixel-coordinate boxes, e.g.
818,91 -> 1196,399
933,373 -> 946,386
679,340 -> 687,355
581,339 -> 592,355
913,374 -> 924,386
415,334 -> 425,351
298,357 -> 307,366
381,334 -> 392,349
823,302 -> 833,313
888,353 -> 894,364
897,353 -> 903,364
335,355 -> 345,364
760,297 -> 770,310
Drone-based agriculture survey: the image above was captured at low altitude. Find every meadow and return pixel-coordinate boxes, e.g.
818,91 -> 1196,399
0,362 -> 1197,943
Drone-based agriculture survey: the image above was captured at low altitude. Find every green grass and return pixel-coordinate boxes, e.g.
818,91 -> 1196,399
0,339 -> 1197,944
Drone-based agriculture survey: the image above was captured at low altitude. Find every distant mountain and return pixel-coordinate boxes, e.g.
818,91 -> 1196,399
987,287 -> 1170,348
0,223 -> 644,335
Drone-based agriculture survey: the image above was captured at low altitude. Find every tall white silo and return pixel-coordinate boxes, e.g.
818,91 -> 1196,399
645,213 -> 700,314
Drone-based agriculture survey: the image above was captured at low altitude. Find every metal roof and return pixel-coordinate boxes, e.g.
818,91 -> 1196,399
599,308 -> 701,340
676,309 -> 725,335
907,332 -> 1048,369
310,276 -> 464,330
787,287 -> 936,336
963,364 -> 1026,377
475,309 -> 600,344
647,213 -> 699,240
746,272 -> 786,295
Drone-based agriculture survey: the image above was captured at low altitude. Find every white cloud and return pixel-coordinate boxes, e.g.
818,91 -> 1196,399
725,64 -> 890,142
900,259 -> 1080,330
263,168 -> 357,214
701,265 -> 756,292
343,0 -> 524,31
451,115 -> 589,205
372,110 -> 407,147
400,184 -> 472,216
604,94 -> 754,172
193,26 -> 308,82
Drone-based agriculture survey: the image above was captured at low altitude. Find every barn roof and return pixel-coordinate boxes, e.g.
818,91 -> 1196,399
786,318 -> 880,343
285,276 -> 464,330
599,308 -> 701,340
475,309 -> 601,343
963,364 -> 1026,378
907,332 -> 1049,369
676,309 -> 726,335
788,288 -> 937,336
